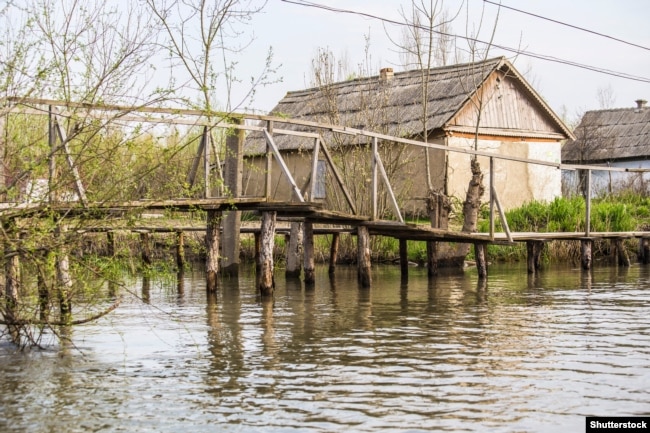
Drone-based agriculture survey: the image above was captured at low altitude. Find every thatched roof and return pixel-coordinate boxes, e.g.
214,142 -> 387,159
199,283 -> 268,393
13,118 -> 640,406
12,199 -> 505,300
245,56 -> 571,154
562,102 -> 650,164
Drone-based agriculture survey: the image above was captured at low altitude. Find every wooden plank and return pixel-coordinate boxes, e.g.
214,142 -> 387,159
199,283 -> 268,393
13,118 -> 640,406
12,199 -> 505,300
186,126 -> 207,188
310,137 -> 321,201
53,116 -> 88,206
373,138 -> 404,223
318,134 -> 357,215
263,129 -> 304,202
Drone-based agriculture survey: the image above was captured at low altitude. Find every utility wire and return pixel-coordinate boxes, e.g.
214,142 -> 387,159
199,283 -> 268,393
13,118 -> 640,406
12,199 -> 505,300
483,0 -> 650,52
279,0 -> 650,84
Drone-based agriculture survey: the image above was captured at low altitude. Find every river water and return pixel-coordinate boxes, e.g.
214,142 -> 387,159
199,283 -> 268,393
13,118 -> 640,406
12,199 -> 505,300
1,262 -> 649,432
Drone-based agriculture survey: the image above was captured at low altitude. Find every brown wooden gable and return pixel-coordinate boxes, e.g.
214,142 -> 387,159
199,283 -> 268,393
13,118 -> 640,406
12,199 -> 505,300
446,69 -> 567,140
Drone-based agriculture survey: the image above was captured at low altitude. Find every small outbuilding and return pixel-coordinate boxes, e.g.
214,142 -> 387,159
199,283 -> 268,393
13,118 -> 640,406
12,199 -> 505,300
244,56 -> 574,217
562,99 -> 650,196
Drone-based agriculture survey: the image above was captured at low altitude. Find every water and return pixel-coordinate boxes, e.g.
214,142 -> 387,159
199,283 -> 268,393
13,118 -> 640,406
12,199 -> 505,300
1,263 -> 649,432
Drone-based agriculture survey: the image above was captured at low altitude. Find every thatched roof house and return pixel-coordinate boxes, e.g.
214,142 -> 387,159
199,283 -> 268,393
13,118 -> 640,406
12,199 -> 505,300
562,99 -> 650,164
244,57 -> 573,215
562,99 -> 650,195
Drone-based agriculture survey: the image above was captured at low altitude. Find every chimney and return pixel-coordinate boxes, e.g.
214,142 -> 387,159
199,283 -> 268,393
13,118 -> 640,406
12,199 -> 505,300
635,99 -> 647,110
379,67 -> 394,81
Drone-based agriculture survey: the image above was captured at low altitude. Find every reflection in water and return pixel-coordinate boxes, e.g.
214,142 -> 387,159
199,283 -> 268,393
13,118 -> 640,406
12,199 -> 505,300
1,263 -> 650,432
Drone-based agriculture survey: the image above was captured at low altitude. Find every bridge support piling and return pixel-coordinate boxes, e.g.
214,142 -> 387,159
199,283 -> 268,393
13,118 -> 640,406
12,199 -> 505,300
140,232 -> 152,267
640,237 -> 650,264
106,231 -> 115,256
4,219 -> 20,323
399,239 -> 408,279
614,238 -> 630,267
176,231 -> 186,270
286,222 -> 303,278
206,210 -> 222,292
329,232 -> 340,275
474,243 -> 487,279
259,211 -> 276,296
357,226 -> 371,288
303,222 -> 315,285
526,241 -> 544,274
426,241 -> 438,276
581,239 -> 593,270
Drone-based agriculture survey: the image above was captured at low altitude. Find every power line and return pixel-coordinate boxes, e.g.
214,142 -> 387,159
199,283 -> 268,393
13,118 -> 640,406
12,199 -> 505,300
279,0 -> 650,84
483,0 -> 650,52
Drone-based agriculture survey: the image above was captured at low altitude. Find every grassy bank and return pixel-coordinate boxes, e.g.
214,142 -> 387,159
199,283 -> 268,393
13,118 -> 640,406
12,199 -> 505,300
476,192 -> 650,264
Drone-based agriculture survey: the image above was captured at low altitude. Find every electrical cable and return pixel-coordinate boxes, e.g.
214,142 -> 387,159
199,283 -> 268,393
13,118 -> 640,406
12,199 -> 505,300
279,0 -> 650,84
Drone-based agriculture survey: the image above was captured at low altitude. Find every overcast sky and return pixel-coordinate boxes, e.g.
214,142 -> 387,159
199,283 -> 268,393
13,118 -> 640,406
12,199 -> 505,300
231,0 -> 650,123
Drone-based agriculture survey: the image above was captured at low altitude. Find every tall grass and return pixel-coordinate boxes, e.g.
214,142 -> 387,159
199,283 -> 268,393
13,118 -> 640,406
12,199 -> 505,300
479,193 -> 648,263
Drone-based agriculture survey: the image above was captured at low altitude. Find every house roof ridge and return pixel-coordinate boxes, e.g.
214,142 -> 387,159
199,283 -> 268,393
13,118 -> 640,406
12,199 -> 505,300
283,56 -> 506,99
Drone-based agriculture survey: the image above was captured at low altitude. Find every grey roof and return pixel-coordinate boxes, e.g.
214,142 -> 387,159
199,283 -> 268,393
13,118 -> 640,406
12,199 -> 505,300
562,106 -> 650,164
245,56 -> 571,154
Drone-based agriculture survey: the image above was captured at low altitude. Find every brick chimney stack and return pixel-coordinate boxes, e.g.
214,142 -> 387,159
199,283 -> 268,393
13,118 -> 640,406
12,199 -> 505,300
379,67 -> 394,81
635,99 -> 647,110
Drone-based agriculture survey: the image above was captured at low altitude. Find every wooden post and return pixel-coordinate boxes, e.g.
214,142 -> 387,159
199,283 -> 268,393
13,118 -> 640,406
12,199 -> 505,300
140,232 -> 152,266
38,251 -> 52,322
615,238 -> 630,267
285,222 -> 303,278
3,219 -> 20,321
303,222 -> 315,285
206,210 -> 221,292
265,121 -> 273,199
399,239 -> 408,278
474,243 -> 487,278
426,241 -> 438,276
222,119 -> 245,276
254,231 -> 261,273
56,226 -> 72,322
640,237 -> 650,264
259,211 -> 276,296
526,241 -> 544,274
329,232 -> 340,275
106,231 -> 115,257
176,231 -> 186,270
357,225 -> 371,288
581,239 -> 593,270
585,169 -> 592,237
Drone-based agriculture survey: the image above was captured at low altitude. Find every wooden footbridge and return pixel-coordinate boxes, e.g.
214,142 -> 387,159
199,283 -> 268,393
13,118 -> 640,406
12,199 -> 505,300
3,97 -> 650,296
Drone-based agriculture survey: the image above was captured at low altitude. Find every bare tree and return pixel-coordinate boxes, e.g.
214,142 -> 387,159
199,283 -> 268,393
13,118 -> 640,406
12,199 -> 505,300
597,84 -> 616,109
146,0 -> 276,112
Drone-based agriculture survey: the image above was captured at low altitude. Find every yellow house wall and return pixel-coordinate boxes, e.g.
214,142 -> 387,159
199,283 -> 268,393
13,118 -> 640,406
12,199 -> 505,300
446,136 -> 562,210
